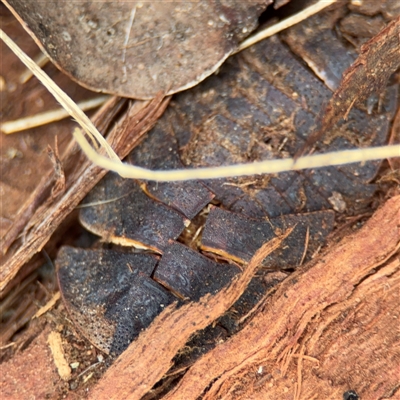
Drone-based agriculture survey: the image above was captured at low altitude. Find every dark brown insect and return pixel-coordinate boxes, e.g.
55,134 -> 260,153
56,4 -> 398,358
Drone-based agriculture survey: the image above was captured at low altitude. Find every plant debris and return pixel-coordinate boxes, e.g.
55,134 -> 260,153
297,15 -> 400,155
1,2 -> 399,399
47,330 -> 71,380
3,0 -> 272,99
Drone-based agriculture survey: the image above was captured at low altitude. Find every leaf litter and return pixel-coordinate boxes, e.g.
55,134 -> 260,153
3,0 -> 272,99
0,1 -> 400,398
57,2 -> 398,397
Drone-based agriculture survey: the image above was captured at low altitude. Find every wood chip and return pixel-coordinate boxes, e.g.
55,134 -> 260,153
47,331 -> 71,381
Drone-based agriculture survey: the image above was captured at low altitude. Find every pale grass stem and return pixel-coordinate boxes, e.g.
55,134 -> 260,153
19,51 -> 49,83
1,96 -> 109,134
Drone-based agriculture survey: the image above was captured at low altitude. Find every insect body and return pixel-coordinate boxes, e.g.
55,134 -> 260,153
56,7 -> 397,357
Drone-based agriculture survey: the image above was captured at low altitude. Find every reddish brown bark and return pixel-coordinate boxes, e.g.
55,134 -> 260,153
90,196 -> 400,399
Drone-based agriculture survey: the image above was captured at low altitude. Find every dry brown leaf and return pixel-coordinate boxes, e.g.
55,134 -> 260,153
3,0 -> 271,99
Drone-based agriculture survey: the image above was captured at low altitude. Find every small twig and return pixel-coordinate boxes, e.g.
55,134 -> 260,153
190,225 -> 204,246
48,331 -> 71,380
82,372 -> 94,384
0,341 -> 16,350
294,343 -> 305,400
236,0 -> 337,53
47,140 -> 66,199
77,361 -> 103,379
1,96 -> 109,134
291,354 -> 319,364
343,96 -> 357,121
222,180 -> 258,188
75,188 -> 136,208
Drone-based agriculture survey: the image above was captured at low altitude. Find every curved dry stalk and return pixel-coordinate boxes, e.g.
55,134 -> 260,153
74,128 -> 400,181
